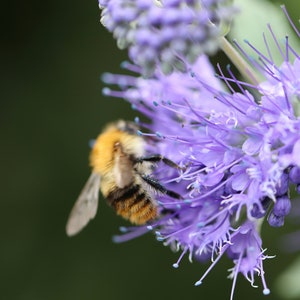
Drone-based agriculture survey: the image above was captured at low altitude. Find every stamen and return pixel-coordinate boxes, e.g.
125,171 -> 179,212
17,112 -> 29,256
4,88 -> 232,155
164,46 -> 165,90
156,131 -> 163,138
244,39 -> 273,66
113,226 -> 150,243
120,61 -> 141,73
194,245 -> 228,286
260,259 -> 271,296
263,32 -> 274,64
267,24 -> 285,60
281,5 -> 300,38
230,253 -> 242,300
286,43 -> 300,59
182,98 -> 229,132
217,64 -> 236,94
172,247 -> 188,268
285,36 -> 289,62
215,72 -> 259,91
226,65 -> 248,96
233,39 -> 263,75
281,79 -> 293,114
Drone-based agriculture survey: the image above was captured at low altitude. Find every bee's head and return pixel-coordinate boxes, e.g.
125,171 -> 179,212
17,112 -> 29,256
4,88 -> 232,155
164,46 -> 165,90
115,120 -> 139,135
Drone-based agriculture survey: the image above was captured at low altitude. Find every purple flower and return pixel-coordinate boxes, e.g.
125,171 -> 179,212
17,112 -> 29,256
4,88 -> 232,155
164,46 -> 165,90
103,55 -> 273,298
99,0 -> 238,75
226,222 -> 271,298
100,4 -> 300,300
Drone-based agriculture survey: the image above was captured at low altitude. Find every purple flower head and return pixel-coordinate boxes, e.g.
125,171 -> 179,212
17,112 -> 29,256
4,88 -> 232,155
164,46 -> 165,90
100,4 -> 300,300
103,55 -> 273,298
99,0 -> 238,75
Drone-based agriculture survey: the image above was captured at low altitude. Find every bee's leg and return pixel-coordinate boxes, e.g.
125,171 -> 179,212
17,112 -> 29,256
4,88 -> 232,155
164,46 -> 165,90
140,174 -> 182,199
136,155 -> 182,170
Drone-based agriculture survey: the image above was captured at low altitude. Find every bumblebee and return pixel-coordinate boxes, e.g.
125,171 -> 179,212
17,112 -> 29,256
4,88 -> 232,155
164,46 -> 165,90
66,120 -> 182,236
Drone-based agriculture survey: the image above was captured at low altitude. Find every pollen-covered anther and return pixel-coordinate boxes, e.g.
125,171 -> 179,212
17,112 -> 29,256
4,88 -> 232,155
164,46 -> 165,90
194,280 -> 202,286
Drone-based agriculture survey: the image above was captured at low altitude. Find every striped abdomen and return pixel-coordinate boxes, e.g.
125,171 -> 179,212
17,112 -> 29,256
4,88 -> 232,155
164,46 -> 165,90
106,184 -> 158,225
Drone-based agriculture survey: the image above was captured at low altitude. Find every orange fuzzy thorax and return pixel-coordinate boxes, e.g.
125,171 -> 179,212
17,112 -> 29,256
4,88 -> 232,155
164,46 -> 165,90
89,125 -> 145,197
90,127 -> 145,175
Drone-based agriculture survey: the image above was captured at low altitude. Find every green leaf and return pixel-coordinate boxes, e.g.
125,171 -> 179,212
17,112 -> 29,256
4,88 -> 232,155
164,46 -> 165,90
275,255 -> 300,299
229,0 -> 300,66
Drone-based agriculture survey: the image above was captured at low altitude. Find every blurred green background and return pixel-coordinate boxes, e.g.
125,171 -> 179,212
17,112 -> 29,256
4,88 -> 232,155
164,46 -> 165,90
1,0 -> 300,300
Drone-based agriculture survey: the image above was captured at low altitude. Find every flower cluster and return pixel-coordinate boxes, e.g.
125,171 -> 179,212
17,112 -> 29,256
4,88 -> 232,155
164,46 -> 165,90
99,2 -> 300,300
99,0 -> 237,75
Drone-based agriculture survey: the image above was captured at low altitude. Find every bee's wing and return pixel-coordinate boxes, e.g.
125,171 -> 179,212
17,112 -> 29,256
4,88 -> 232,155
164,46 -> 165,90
66,172 -> 101,236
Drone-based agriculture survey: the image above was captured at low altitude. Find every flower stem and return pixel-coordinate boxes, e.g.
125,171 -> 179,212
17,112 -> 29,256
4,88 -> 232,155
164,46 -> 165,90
255,217 -> 265,234
219,36 -> 261,86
